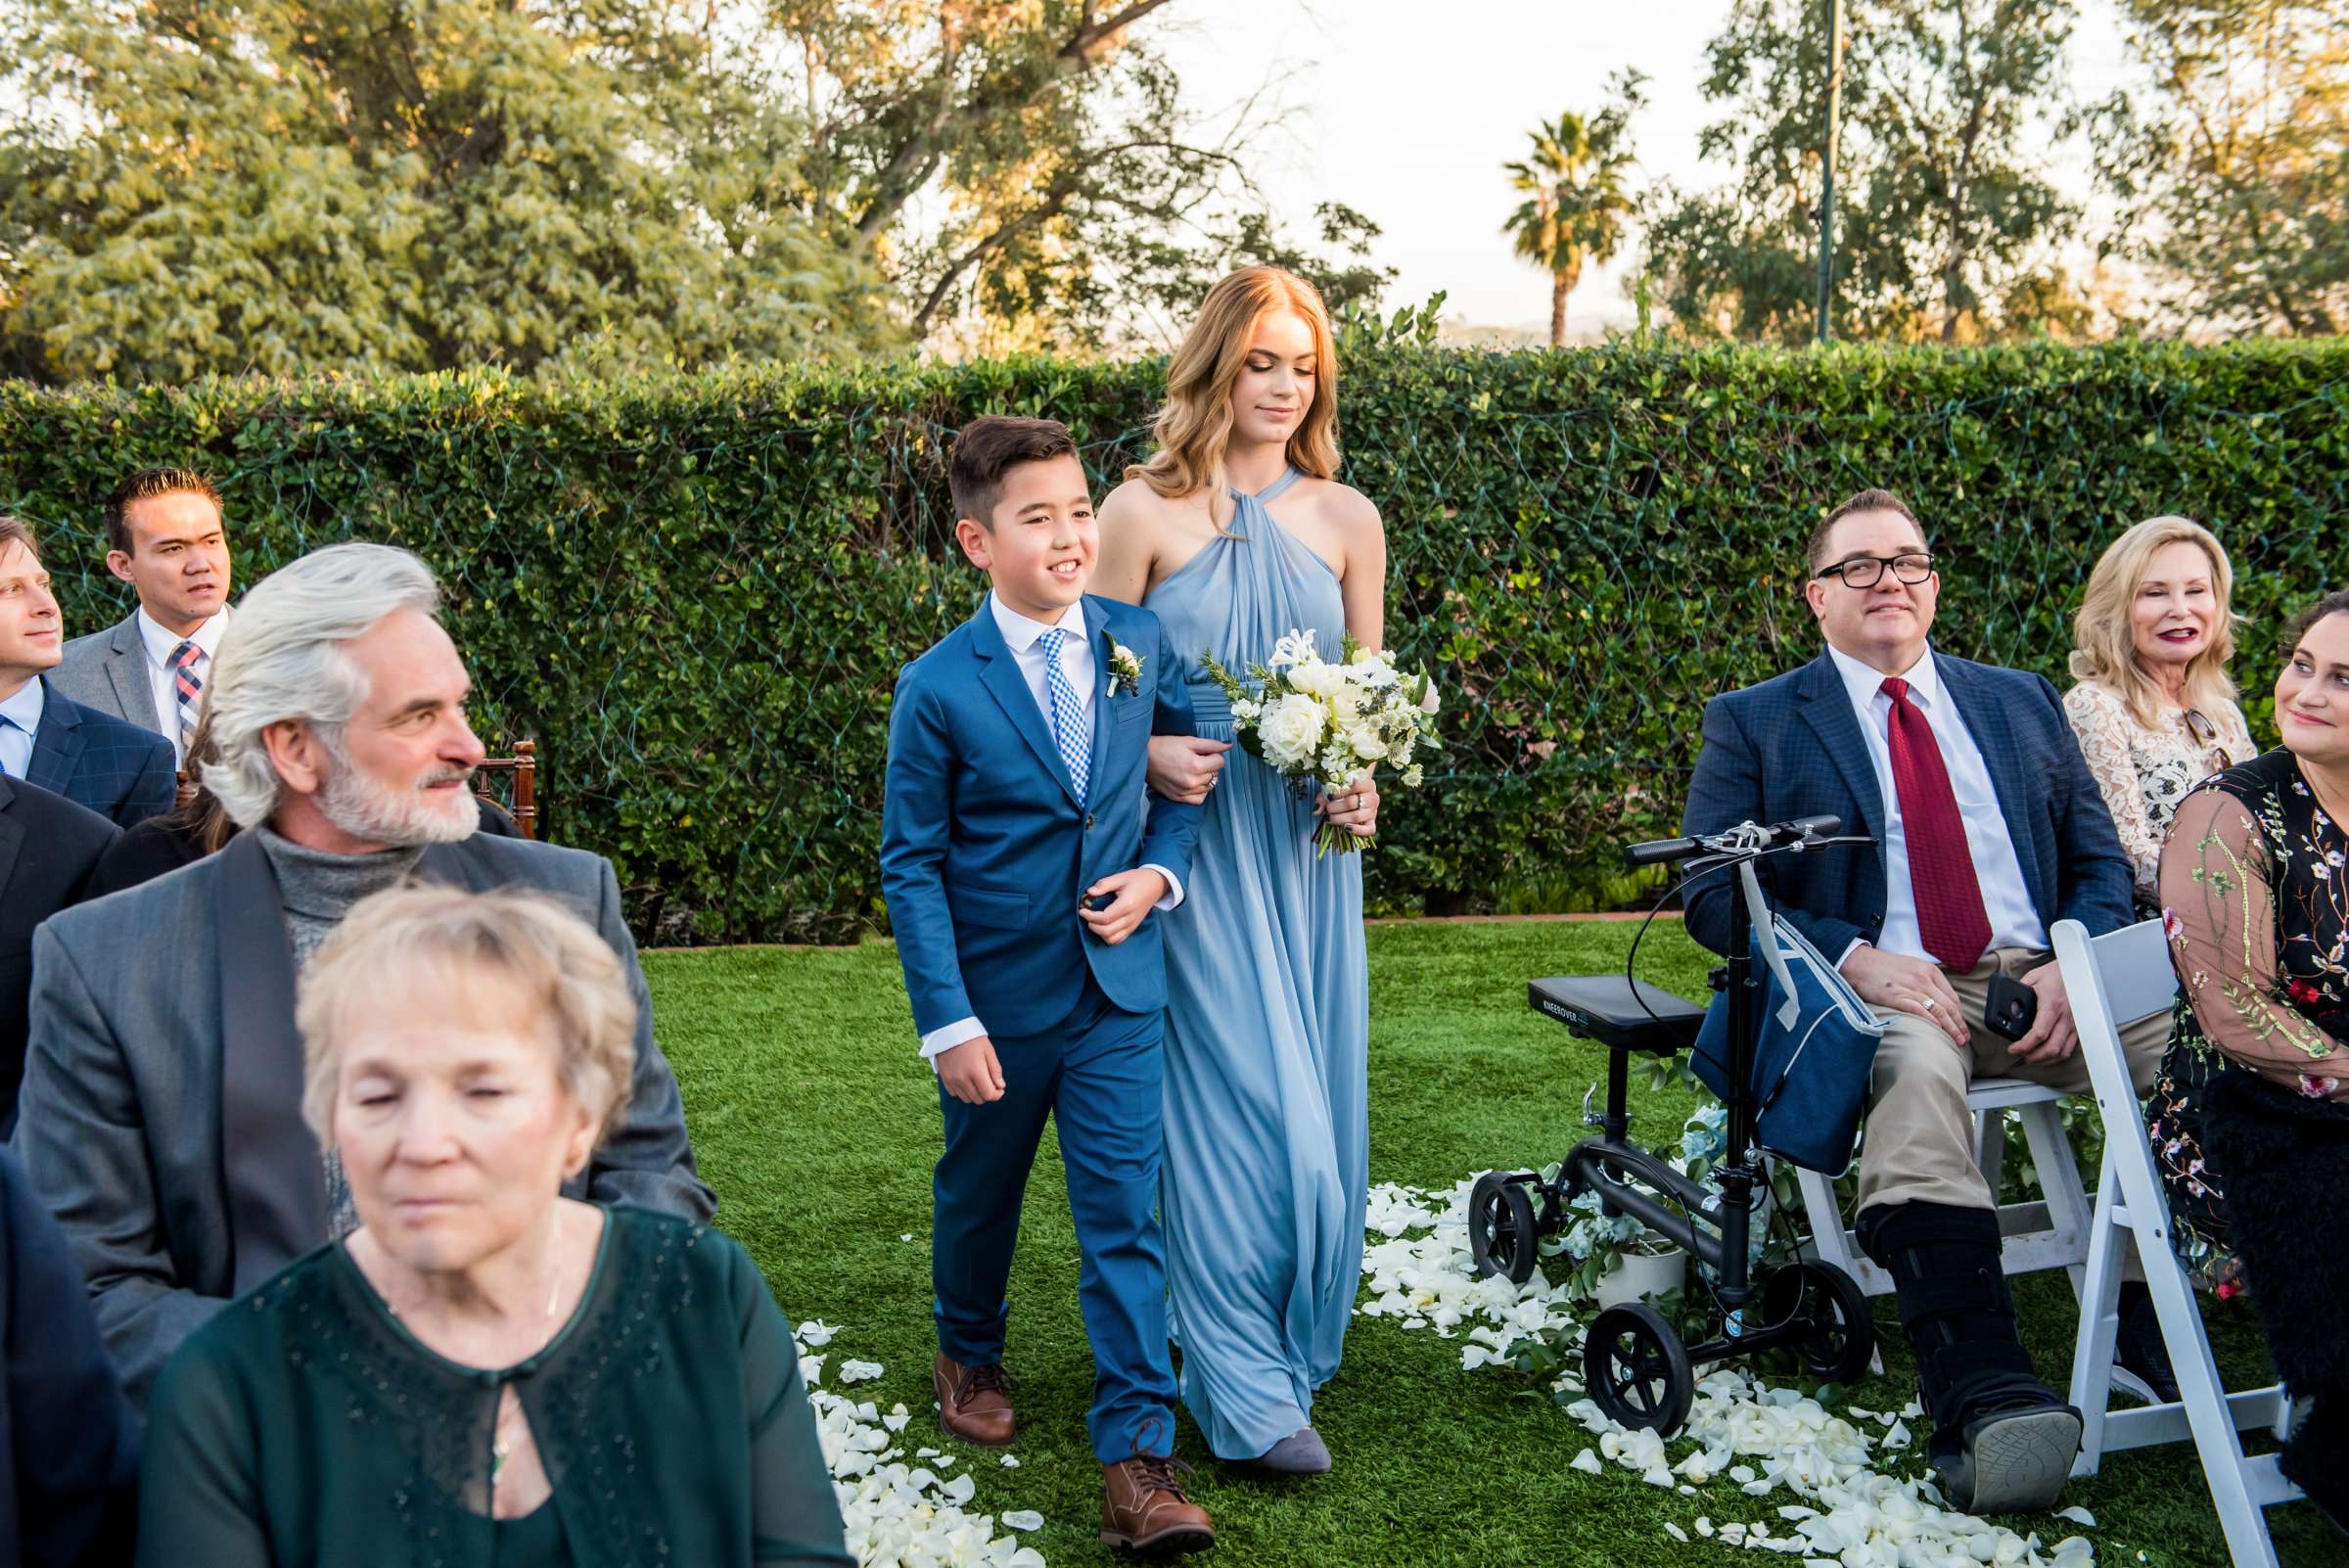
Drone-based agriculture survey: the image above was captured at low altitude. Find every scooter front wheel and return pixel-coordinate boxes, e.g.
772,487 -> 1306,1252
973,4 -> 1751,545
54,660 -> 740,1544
1467,1172 -> 1541,1285
1585,1302 -> 1695,1435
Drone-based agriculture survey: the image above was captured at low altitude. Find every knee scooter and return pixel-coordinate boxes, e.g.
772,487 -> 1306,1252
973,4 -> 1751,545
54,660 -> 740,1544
1468,815 -> 1878,1435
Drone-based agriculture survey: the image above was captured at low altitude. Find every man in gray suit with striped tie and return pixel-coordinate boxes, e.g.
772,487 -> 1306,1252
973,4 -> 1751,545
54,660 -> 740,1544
49,467 -> 234,772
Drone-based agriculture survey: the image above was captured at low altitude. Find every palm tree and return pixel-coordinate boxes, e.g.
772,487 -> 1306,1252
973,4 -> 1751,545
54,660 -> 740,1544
1503,104 -> 1639,346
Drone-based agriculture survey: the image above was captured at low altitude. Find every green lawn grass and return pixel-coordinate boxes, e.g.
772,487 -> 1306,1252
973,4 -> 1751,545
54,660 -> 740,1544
645,921 -> 2332,1568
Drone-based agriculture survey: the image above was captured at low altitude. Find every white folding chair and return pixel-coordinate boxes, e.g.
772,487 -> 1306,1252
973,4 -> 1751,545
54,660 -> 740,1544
2054,916 -> 2301,1568
1794,1081 -> 2094,1300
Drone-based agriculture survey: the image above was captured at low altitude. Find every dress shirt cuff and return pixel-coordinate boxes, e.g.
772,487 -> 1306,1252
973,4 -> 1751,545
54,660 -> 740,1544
920,1017 -> 988,1063
1141,863 -> 1184,911
1836,938 -> 1870,972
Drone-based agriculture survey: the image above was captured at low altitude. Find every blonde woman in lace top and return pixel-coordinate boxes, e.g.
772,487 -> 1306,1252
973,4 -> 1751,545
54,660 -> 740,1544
2063,517 -> 2257,910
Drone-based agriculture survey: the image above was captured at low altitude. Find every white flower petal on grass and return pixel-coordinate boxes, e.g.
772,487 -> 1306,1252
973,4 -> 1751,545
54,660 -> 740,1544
1359,1178 -> 2103,1568
1666,1523 -> 1690,1543
798,1333 -> 1041,1568
2052,1506 -> 2097,1528
797,1320 -> 840,1348
1000,1454 -> 1019,1467
898,1233 -> 914,1242
837,1360 -> 885,1385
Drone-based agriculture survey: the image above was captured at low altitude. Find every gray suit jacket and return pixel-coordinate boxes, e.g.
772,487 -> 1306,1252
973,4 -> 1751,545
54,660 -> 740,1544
10,828 -> 715,1405
50,611 -> 161,735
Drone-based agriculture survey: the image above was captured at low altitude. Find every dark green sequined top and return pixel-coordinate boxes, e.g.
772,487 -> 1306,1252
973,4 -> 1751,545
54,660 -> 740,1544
137,1206 -> 852,1568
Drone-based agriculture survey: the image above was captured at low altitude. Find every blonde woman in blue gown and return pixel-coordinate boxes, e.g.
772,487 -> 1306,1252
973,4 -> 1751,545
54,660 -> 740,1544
1093,266 -> 1386,1475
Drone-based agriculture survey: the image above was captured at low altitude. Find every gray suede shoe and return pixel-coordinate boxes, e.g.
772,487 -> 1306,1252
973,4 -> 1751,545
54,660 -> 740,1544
1244,1427 -> 1331,1476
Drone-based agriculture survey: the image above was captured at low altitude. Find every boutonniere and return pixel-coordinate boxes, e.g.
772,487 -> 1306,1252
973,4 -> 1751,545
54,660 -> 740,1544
1104,635 -> 1145,700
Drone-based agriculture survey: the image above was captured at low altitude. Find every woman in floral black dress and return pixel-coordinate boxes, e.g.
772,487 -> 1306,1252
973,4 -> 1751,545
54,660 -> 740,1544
2152,587 -> 2349,1529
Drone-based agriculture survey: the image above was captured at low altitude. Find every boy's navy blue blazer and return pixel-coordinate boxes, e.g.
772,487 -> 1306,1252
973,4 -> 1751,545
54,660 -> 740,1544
881,593 -> 1204,1040
1680,648 -> 2136,960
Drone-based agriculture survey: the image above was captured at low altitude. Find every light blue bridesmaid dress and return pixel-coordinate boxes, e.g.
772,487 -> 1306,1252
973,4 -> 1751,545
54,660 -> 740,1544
1143,467 -> 1370,1460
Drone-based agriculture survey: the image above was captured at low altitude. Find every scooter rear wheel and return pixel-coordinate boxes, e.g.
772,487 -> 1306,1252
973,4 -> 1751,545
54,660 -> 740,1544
1585,1302 -> 1695,1435
1759,1260 -> 1875,1385
1467,1172 -> 1541,1285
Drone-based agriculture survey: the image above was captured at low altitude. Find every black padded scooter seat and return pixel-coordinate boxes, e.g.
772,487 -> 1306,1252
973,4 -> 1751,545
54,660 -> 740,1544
1528,975 -> 1706,1055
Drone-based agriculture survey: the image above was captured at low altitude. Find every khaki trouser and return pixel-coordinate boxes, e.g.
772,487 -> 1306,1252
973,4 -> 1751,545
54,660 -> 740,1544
1856,947 -> 2167,1218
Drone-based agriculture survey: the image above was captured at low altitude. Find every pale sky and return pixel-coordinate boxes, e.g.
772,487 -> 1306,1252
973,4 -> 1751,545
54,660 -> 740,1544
1154,0 -> 2138,336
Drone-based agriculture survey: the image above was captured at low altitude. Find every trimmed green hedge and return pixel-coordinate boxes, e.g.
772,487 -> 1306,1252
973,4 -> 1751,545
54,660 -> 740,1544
4,343 -> 2344,941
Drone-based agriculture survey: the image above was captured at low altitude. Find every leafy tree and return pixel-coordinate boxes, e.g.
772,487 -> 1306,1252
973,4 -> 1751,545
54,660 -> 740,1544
1502,75 -> 1644,346
0,1 -> 897,383
1636,0 -> 2080,344
770,0 -> 1295,347
2090,0 -> 2349,336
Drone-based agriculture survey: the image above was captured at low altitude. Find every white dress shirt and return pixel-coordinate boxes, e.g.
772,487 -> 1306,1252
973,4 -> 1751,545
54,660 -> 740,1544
0,675 -> 42,779
919,593 -> 1184,1061
137,605 -> 230,766
1827,642 -> 2047,967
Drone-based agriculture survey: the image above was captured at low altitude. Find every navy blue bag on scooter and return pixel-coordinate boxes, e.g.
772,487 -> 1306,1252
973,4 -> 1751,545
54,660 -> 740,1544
1690,861 -> 1886,1175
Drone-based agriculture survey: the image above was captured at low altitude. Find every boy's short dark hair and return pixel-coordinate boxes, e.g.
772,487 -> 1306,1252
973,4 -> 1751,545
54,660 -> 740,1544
949,417 -> 1079,530
105,466 -> 224,555
1808,487 -> 1928,573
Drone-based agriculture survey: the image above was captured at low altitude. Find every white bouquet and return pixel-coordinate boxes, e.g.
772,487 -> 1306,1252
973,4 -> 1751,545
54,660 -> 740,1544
1200,627 -> 1442,855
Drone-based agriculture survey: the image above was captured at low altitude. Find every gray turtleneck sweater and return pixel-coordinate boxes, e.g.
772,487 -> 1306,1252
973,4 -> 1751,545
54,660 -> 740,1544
254,826 -> 428,1235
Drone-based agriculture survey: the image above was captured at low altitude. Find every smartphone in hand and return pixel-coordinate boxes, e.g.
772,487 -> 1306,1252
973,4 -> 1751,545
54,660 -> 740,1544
1983,972 -> 2039,1041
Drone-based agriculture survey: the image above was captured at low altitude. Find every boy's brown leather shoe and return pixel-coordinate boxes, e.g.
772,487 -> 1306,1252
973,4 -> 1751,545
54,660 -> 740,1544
1099,1452 -> 1215,1553
933,1353 -> 1016,1447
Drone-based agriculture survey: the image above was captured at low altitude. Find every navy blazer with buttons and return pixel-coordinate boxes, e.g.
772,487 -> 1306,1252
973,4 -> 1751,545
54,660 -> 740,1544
881,594 -> 1203,1041
23,678 -> 174,829
1680,647 -> 2136,962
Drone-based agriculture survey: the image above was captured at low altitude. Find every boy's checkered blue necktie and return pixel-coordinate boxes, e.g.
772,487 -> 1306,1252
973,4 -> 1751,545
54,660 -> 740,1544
1036,626 -> 1089,806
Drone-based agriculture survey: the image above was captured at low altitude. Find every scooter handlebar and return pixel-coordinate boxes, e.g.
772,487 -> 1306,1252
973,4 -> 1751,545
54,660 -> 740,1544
1621,814 -> 1845,867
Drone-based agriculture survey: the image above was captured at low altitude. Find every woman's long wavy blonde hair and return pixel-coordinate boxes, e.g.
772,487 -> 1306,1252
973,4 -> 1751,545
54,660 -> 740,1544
1128,266 -> 1340,525
2068,515 -> 2242,731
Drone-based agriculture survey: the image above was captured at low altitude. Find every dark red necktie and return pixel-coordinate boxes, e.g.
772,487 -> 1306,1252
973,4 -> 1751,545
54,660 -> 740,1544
1880,676 -> 1992,972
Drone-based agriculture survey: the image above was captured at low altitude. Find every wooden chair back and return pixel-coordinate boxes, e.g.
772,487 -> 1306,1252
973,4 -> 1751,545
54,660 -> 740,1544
474,740 -> 539,839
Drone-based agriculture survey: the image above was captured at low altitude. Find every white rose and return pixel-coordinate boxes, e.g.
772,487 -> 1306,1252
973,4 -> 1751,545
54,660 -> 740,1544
1283,660 -> 1341,700
1257,693 -> 1328,769
1343,719 -> 1390,762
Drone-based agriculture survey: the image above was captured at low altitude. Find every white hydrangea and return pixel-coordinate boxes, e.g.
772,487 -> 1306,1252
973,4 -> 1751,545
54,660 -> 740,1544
1257,693 -> 1329,769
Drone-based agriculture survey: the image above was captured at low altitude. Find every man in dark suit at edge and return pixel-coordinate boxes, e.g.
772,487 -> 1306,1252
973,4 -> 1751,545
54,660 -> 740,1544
1680,489 -> 2169,1514
0,516 -> 173,827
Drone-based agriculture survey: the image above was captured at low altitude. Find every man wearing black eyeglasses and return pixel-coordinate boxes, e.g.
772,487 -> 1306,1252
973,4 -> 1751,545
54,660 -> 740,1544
1680,487 -> 2169,1515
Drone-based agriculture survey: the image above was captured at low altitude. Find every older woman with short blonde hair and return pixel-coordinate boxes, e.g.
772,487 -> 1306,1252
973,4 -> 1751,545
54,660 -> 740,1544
137,886 -> 852,1568
2064,516 -> 2258,909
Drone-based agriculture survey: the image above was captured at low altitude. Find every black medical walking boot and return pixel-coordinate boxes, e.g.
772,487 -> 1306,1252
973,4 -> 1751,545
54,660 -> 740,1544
1863,1201 -> 2083,1516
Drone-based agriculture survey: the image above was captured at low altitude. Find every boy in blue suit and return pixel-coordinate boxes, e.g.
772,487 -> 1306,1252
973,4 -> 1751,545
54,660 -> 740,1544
881,417 -> 1213,1553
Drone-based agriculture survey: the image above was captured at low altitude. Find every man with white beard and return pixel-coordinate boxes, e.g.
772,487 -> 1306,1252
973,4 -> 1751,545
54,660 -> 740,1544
10,543 -> 712,1406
